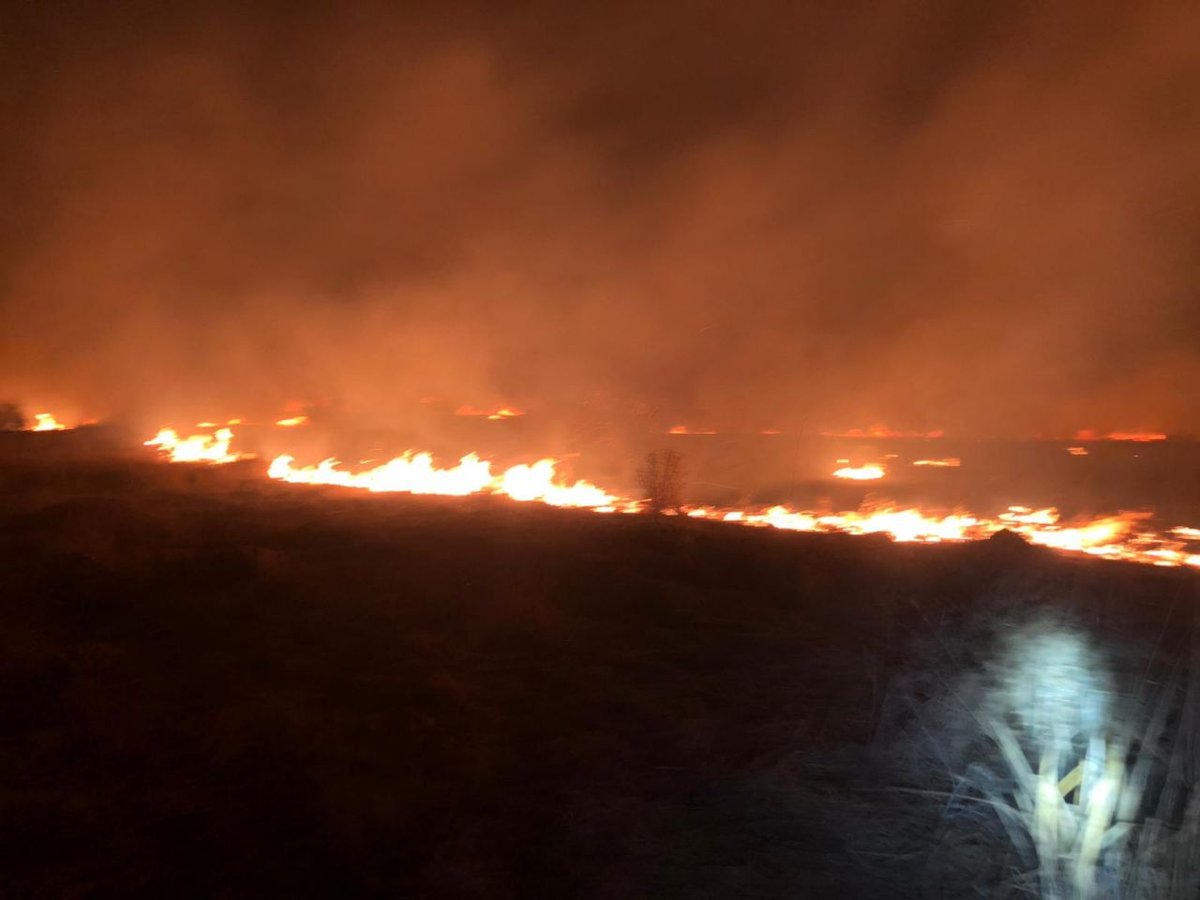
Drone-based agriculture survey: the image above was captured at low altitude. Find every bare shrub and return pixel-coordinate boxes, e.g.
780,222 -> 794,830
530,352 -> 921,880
637,449 -> 684,513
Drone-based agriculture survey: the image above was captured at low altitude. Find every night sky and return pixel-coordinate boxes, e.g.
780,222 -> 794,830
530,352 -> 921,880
2,1 -> 1197,437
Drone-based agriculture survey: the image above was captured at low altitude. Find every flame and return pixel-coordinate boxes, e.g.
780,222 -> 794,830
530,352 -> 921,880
913,458 -> 961,468
268,452 -> 620,509
667,425 -> 718,435
145,427 -> 253,464
136,425 -> 1198,571
275,415 -> 309,427
681,502 -> 1198,566
30,412 -> 67,431
454,405 -> 524,420
832,463 -> 886,480
1074,430 -> 1167,442
822,426 -> 945,439
1067,446 -> 1090,456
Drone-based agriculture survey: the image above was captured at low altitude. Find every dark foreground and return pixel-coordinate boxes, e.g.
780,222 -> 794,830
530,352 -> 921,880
1,459 -> 1196,898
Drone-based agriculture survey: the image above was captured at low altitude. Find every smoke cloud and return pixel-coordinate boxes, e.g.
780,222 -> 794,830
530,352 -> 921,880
2,1 -> 1197,438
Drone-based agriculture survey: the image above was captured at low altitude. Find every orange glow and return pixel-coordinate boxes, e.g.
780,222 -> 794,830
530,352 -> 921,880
667,425 -> 717,435
759,429 -> 781,435
268,451 -> 623,510
821,426 -> 945,439
832,463 -> 886,480
1067,446 -> 1090,456
275,415 -> 309,427
913,458 -> 961,468
454,405 -> 524,420
30,412 -> 67,431
256,439 -> 1200,569
145,427 -> 253,464
1074,430 -> 1167,442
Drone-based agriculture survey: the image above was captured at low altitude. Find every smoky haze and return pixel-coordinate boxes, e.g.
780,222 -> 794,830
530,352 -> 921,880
1,0 -> 1197,441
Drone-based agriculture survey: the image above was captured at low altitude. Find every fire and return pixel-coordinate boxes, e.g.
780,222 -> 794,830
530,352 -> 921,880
913,458 -> 961,468
268,452 -> 621,510
1067,446 -> 1090,456
138,426 -> 1198,571
683,502 -> 1198,567
454,405 -> 524,420
822,426 -> 945,439
832,463 -> 886,480
145,427 -> 253,464
667,425 -> 718,435
31,412 -> 67,431
1074,430 -> 1167,442
275,415 -> 309,427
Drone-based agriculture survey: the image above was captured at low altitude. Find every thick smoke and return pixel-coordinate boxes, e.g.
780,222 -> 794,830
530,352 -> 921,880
1,0 -> 1197,438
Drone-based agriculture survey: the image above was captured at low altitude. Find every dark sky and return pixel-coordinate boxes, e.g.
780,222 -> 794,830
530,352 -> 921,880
1,0 -> 1197,436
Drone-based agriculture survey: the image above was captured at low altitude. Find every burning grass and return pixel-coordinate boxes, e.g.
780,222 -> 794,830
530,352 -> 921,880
0,454 -> 1196,896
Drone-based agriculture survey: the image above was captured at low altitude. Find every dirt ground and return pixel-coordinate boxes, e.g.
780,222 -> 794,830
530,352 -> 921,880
1,456 -> 1195,898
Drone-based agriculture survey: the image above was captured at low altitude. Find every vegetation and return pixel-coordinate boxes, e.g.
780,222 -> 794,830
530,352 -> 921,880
0,454 -> 1195,897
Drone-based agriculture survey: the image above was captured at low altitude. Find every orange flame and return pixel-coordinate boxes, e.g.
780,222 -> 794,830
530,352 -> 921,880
1067,446 -> 1090,456
913,458 -> 961,468
822,426 -> 945,439
832,463 -> 886,480
275,415 -> 309,427
454,405 -> 524,420
667,425 -> 718,435
1074,430 -> 1167,442
30,412 -> 67,431
145,427 -> 253,464
268,452 -> 621,510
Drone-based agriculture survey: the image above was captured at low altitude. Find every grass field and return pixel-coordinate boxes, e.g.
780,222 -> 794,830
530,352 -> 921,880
2,457 -> 1196,898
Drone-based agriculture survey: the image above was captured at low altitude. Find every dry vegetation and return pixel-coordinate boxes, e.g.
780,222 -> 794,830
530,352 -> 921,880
1,453 -> 1197,898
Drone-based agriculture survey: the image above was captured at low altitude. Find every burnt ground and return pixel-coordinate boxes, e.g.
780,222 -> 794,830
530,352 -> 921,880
1,456 -> 1197,898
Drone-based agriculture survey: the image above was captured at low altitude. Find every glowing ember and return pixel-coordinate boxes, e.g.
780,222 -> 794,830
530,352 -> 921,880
1067,446 -> 1090,456
667,425 -> 718,435
275,415 -> 309,427
269,451 -> 620,509
30,412 -> 67,431
913,458 -> 961,468
832,463 -> 886,480
146,427 -> 252,464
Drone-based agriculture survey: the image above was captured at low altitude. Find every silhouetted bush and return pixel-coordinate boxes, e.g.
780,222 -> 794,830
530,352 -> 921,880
637,449 -> 685,512
0,403 -> 25,430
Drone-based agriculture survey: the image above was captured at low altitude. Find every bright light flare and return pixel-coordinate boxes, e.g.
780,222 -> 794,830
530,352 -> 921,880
275,415 -> 309,427
913,458 -> 961,468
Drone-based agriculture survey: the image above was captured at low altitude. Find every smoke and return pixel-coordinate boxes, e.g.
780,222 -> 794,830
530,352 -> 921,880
1,0 -> 1197,438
